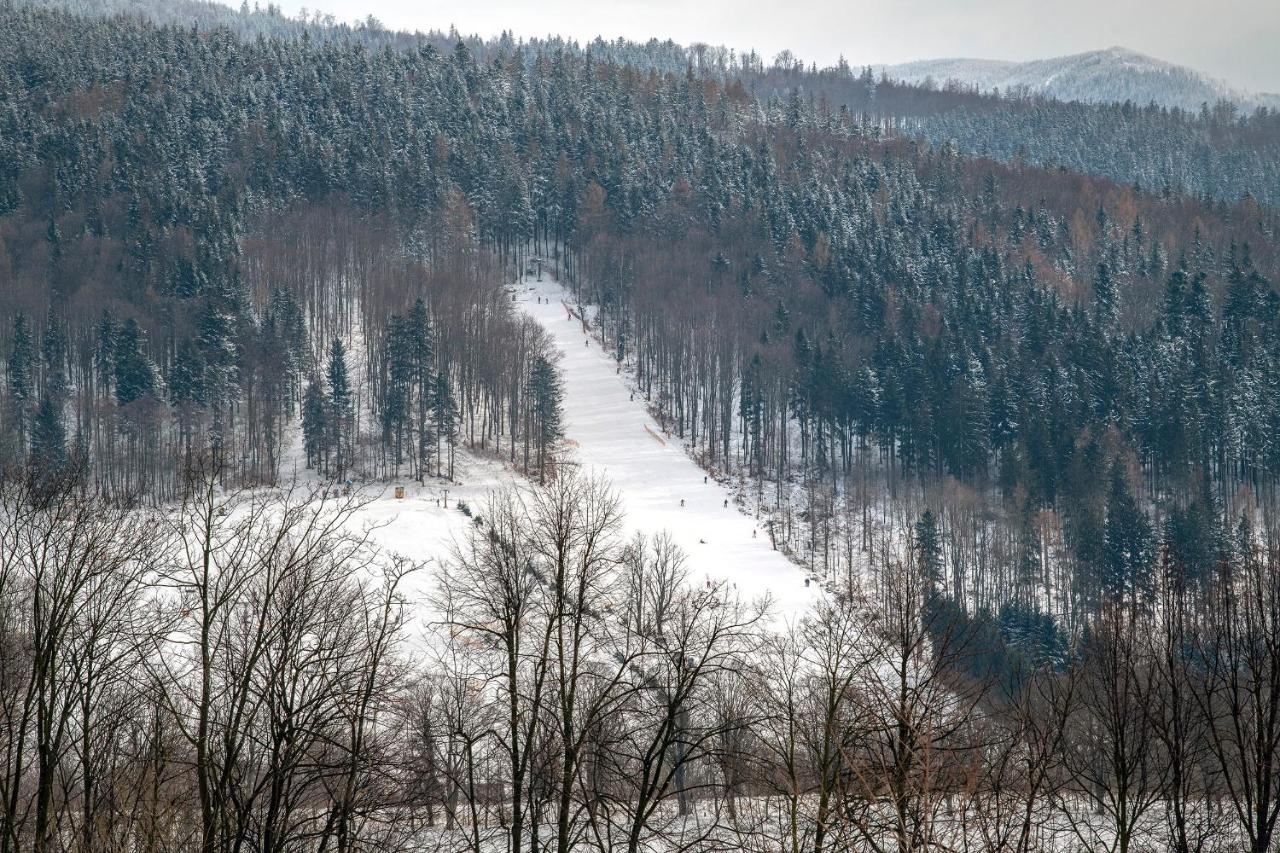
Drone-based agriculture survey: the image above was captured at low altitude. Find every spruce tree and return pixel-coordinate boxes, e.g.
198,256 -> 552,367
1094,261 -> 1117,331
197,301 -> 239,448
114,318 -> 157,406
94,311 -> 118,395
169,338 -> 206,455
1103,460 -> 1153,608
381,314 -> 412,468
915,509 -> 943,596
528,355 -> 562,484
30,393 -> 66,470
301,376 -> 329,472
41,308 -> 67,399
407,298 -> 434,479
326,338 -> 353,478
6,313 -> 34,448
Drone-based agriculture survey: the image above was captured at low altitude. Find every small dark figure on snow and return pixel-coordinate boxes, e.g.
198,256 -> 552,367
680,498 -> 685,507
723,499 -> 728,508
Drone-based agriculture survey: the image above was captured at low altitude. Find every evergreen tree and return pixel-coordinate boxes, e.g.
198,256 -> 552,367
528,355 -> 562,484
41,308 -> 67,399
915,508 -> 943,596
740,352 -> 764,476
266,287 -> 307,409
1094,261 -> 1117,331
30,393 -> 66,471
406,298 -> 434,480
169,339 -> 206,408
197,301 -> 240,448
1103,460 -> 1153,608
326,338 -> 353,478
380,313 -> 413,469
6,313 -> 34,449
301,376 -> 329,472
93,311 -> 118,395
113,318 -> 158,406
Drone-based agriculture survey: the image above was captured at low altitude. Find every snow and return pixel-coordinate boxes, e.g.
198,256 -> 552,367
337,272 -> 818,628
513,274 -> 818,621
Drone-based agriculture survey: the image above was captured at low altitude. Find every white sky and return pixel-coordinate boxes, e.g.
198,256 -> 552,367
264,0 -> 1280,93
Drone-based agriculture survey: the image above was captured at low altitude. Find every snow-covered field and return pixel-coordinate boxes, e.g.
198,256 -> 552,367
327,274 -> 817,626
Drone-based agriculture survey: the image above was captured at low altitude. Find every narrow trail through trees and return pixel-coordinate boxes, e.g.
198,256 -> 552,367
515,275 -> 818,620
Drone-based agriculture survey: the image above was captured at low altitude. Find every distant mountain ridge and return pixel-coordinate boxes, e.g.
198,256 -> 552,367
878,47 -> 1280,112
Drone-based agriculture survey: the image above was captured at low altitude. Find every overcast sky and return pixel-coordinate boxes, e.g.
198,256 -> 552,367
267,0 -> 1280,93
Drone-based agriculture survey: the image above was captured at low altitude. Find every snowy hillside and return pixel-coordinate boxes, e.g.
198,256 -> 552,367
337,273 -> 818,626
879,46 -> 1280,111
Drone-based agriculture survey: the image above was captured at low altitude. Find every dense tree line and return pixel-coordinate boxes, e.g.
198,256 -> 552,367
3,467 -> 1280,852
566,120 -> 1278,635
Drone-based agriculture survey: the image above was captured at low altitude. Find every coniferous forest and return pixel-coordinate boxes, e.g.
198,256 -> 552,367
3,1 -> 1280,851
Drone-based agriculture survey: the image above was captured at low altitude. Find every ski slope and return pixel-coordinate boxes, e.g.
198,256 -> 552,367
335,274 -> 817,626
514,275 -> 818,620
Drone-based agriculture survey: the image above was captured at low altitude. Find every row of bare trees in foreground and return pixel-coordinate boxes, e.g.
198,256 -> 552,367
3,463 -> 1280,852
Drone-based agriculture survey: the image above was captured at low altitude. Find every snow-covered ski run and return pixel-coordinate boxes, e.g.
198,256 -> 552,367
346,272 -> 818,624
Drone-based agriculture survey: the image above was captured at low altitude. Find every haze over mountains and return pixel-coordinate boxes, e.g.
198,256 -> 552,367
878,46 -> 1280,112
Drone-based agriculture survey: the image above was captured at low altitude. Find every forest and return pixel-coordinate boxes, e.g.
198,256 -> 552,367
2,0 -> 1280,850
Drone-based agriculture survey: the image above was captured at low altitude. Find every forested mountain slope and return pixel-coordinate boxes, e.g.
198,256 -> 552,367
2,0 -> 1279,618
13,0 -> 1280,207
